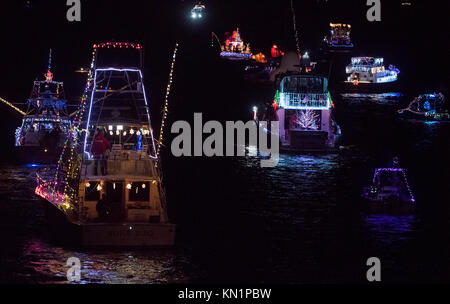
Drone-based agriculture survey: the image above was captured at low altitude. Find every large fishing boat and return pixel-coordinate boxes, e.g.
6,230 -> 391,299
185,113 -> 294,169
398,92 -> 449,121
35,42 -> 175,246
265,53 -> 341,152
14,53 -> 71,164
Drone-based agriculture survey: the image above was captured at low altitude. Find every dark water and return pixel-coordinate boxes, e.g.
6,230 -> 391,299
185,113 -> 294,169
1,90 -> 449,283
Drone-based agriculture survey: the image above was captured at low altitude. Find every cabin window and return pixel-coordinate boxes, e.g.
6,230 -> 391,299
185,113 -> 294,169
84,182 -> 100,201
282,77 -> 325,93
106,181 -> 123,203
128,182 -> 150,202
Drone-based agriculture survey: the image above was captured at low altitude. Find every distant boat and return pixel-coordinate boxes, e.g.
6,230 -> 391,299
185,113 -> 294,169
220,28 -> 252,60
14,54 -> 71,164
398,93 -> 449,121
323,23 -> 354,51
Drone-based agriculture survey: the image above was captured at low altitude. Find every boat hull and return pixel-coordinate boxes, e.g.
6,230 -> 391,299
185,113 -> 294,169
335,81 -> 400,93
364,199 -> 415,214
40,198 -> 175,247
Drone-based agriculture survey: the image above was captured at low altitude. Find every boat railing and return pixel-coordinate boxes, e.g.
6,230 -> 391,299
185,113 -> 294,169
279,92 -> 329,109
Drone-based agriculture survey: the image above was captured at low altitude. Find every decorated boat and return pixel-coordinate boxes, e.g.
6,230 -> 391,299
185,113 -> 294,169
265,52 -> 341,152
362,163 -> 415,213
323,23 -> 354,50
220,28 -> 252,60
344,57 -> 400,92
398,93 -> 449,121
14,51 -> 71,164
35,42 -> 175,247
191,2 -> 205,19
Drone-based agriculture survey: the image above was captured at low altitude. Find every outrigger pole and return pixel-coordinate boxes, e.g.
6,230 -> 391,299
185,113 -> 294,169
157,42 -> 179,158
0,96 -> 26,116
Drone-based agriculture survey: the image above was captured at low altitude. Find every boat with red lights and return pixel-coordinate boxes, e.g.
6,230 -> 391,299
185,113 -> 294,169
14,51 -> 71,164
219,28 -> 252,60
35,42 -> 175,247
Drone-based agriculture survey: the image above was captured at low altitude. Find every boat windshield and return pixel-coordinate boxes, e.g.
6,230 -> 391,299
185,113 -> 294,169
281,76 -> 327,94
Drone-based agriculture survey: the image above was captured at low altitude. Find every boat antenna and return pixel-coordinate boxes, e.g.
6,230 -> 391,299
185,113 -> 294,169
48,48 -> 52,72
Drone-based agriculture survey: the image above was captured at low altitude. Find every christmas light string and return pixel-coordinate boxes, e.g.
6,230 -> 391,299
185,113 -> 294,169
0,97 -> 26,116
290,0 -> 301,56
157,42 -> 179,158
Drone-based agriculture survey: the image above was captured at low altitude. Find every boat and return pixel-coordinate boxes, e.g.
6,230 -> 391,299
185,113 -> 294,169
265,52 -> 341,152
220,28 -> 252,60
35,42 -> 175,247
362,162 -> 415,213
191,2 -> 205,19
344,57 -> 400,92
398,92 -> 449,121
323,23 -> 354,51
14,52 -> 71,164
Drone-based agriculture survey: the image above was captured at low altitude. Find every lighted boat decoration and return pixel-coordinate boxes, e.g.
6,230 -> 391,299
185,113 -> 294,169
362,165 -> 415,213
398,93 -> 449,121
35,43 -> 175,247
14,51 -> 71,164
323,23 -> 354,49
191,2 -> 205,19
263,53 -> 341,152
345,57 -> 400,85
220,28 -> 252,60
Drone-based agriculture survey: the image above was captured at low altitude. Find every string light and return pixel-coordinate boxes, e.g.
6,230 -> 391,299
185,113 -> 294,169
290,0 -> 301,56
0,97 -> 26,116
157,42 -> 179,157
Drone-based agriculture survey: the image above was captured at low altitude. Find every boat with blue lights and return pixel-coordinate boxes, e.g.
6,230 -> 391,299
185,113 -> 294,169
35,42 -> 175,247
323,23 -> 354,51
266,52 -> 341,152
14,55 -> 71,164
363,161 -> 415,213
220,28 -> 252,60
344,57 -> 400,92
398,92 -> 449,121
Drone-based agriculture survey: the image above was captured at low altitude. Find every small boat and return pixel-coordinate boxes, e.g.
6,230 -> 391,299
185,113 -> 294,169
35,42 -> 175,247
265,52 -> 341,152
323,23 -> 354,51
191,2 -> 205,19
398,93 -> 449,121
220,28 -> 252,60
14,52 -> 71,164
362,164 -> 415,213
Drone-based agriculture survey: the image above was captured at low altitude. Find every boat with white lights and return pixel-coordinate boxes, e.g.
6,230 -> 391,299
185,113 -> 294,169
323,23 -> 354,51
398,92 -> 449,121
265,52 -> 341,152
219,28 -> 252,60
344,57 -> 400,91
191,2 -> 205,19
35,42 -> 175,247
14,52 -> 71,164
362,160 -> 415,213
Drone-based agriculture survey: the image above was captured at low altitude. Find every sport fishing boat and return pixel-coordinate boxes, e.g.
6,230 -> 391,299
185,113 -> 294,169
362,161 -> 415,213
14,53 -> 71,164
323,23 -> 354,51
35,42 -> 175,246
398,92 -> 449,121
220,28 -> 252,60
264,53 -> 341,152
344,57 -> 400,91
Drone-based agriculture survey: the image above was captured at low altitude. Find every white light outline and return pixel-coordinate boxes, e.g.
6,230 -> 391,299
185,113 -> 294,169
83,68 -> 158,159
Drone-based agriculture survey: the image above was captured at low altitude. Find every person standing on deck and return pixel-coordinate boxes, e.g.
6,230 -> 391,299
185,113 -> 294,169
92,129 -> 110,175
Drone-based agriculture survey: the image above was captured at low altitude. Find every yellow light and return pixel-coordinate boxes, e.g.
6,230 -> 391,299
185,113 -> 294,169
142,183 -> 146,189
85,182 -> 90,187
97,184 -> 102,191
126,183 -> 132,190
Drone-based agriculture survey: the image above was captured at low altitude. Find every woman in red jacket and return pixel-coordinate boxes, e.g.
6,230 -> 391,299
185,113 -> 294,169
92,129 -> 110,175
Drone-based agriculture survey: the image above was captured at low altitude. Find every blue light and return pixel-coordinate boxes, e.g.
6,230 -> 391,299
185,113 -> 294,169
26,163 -> 42,167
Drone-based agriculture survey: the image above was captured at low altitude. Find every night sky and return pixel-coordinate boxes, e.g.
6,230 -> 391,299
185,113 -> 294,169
0,0 -> 448,158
